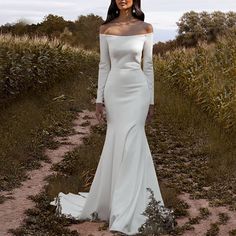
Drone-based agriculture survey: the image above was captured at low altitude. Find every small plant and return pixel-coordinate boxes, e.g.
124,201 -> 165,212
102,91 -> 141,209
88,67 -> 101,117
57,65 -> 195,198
138,187 -> 177,235
90,211 -> 99,222
199,207 -> 211,219
206,222 -> 220,236
218,212 -> 230,225
188,216 -> 201,224
229,229 -> 236,236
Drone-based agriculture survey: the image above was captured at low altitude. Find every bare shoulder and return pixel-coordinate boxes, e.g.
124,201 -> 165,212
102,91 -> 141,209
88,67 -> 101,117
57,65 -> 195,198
99,20 -> 153,34
99,22 -> 112,34
99,20 -> 118,34
143,22 -> 154,33
99,24 -> 109,34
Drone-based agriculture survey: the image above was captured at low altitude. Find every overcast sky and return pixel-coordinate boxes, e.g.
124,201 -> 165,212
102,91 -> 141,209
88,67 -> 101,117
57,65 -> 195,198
0,0 -> 235,42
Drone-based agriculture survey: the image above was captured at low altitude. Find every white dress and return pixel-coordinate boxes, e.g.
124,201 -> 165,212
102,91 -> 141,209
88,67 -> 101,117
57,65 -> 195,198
50,31 -> 165,235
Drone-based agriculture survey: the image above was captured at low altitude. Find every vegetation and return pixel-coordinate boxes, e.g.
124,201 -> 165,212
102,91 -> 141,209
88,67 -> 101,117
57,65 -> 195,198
1,10 -> 236,235
154,30 -> 236,135
0,33 -> 96,107
0,14 -> 102,49
154,11 -> 236,54
1,10 -> 236,54
9,77 -> 236,235
0,50 -> 96,193
0,8 -> 235,196
137,188 -> 176,235
176,11 -> 236,47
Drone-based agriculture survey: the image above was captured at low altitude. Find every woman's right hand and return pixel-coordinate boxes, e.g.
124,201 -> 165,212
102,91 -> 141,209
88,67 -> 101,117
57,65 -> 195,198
95,103 -> 105,124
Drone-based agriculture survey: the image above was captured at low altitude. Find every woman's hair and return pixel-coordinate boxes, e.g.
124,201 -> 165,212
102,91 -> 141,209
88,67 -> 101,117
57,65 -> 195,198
102,0 -> 144,25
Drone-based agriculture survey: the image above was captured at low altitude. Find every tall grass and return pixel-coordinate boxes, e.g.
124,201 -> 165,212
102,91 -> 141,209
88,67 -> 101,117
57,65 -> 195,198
0,33 -> 96,106
1,31 -> 235,193
0,33 -> 98,192
1,29 -> 235,235
154,33 -> 236,135
2,32 -> 235,136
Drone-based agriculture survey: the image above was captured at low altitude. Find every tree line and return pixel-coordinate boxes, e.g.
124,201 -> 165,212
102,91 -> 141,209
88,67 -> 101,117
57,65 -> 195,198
154,11 -> 236,55
1,11 -> 236,54
0,14 -> 103,50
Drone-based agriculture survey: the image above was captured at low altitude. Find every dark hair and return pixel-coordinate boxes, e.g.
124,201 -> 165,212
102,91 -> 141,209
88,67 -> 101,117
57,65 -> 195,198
102,0 -> 144,25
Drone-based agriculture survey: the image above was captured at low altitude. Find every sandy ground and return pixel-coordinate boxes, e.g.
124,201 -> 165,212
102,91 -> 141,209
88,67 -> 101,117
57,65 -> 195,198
176,192 -> 236,235
1,108 -> 236,236
0,109 -> 103,236
68,221 -> 114,236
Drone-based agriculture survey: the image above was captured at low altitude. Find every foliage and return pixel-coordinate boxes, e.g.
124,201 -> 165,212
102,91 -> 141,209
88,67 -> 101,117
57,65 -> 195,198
0,33 -> 95,105
0,13 -> 103,49
138,188 -> 177,235
153,39 -> 179,56
155,11 -> 236,54
154,32 -> 236,134
176,10 -> 236,47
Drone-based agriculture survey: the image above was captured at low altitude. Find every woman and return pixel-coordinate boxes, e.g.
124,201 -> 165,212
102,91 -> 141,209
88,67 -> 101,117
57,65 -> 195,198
50,0 -> 169,235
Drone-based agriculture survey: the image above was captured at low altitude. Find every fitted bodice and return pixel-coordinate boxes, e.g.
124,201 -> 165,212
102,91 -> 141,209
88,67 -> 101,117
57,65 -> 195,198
101,33 -> 152,70
96,32 -> 155,104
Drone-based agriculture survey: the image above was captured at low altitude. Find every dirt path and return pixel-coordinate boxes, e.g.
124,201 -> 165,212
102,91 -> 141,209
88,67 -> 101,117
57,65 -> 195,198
176,192 -> 236,235
1,108 -> 236,236
0,109 -> 110,236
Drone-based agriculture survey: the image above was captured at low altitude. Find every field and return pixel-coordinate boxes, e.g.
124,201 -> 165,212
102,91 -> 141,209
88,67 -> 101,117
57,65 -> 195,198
0,33 -> 236,235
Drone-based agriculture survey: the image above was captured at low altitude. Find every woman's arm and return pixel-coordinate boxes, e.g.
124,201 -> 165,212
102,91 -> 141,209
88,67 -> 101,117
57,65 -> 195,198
96,27 -> 111,104
142,24 -> 154,105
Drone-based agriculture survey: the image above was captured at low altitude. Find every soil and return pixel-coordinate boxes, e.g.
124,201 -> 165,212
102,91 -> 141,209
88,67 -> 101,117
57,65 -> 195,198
0,108 -> 236,236
0,109 -> 106,236
176,192 -> 236,235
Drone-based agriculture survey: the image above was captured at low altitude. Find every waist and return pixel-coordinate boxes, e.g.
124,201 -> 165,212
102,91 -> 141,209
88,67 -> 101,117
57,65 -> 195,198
110,65 -> 142,71
107,68 -> 147,84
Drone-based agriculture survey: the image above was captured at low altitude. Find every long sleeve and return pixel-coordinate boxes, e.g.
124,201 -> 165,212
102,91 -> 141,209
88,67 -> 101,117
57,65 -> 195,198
96,34 -> 111,104
142,33 -> 154,105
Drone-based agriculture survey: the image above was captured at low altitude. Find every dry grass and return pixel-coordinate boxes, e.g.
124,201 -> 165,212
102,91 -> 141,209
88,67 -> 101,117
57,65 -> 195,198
154,34 -> 236,134
0,68 -> 95,193
1,31 -> 236,235
0,33 -> 96,106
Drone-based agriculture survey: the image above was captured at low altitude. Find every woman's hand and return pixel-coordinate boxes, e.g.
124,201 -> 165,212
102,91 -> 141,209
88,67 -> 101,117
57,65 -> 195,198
146,105 -> 154,124
95,103 -> 105,124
